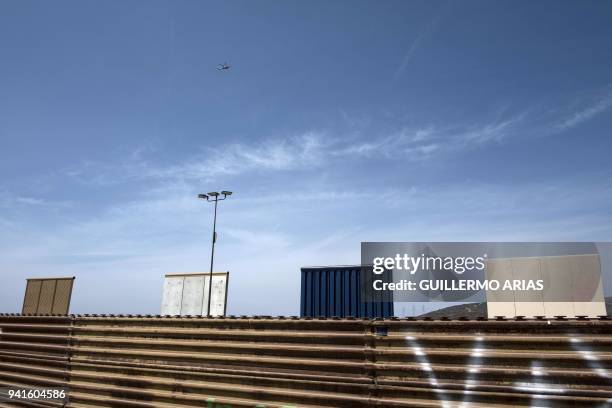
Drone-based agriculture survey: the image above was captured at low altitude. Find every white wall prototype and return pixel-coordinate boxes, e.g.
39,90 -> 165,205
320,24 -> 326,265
161,272 -> 229,316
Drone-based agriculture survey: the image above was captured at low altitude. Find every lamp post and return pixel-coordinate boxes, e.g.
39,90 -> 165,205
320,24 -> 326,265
197,191 -> 232,317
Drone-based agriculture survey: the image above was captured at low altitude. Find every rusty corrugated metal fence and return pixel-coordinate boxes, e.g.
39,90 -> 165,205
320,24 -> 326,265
1,314 -> 611,407
0,315 -> 71,407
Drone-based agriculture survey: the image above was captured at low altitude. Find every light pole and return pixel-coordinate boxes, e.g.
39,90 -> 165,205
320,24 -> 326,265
198,190 -> 232,317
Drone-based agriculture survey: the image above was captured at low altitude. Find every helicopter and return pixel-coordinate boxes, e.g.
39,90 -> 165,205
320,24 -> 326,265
216,62 -> 231,71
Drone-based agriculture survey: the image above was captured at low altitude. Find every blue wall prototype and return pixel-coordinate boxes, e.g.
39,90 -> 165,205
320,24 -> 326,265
300,266 -> 394,318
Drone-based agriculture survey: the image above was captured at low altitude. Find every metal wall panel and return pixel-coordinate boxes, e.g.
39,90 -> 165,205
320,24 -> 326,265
300,266 -> 394,318
21,277 -> 75,315
37,280 -> 57,313
52,279 -> 74,315
21,280 -> 42,314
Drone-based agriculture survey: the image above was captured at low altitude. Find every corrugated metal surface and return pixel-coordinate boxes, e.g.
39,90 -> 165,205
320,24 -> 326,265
372,318 -> 612,407
1,314 -> 611,407
22,278 -> 75,316
0,314 -> 72,407
301,266 -> 393,318
67,316 -> 370,407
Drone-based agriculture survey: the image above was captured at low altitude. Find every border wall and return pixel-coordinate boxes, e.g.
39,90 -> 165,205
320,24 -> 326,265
1,314 -> 611,407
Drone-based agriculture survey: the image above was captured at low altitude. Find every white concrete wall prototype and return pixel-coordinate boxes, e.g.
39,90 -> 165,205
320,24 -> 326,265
486,254 -> 606,318
161,272 -> 228,316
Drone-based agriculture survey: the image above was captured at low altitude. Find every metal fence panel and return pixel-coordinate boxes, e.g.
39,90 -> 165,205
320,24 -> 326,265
1,314 -> 611,407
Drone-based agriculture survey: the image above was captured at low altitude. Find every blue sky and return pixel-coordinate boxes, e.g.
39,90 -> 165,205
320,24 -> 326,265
1,0 -> 612,315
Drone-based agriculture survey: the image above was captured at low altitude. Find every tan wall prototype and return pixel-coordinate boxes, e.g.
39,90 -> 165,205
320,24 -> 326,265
486,254 -> 606,318
21,277 -> 75,315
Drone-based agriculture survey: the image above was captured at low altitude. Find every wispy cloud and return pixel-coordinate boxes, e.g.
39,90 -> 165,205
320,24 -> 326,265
555,88 -> 612,131
394,30 -> 428,79
57,132 -> 332,187
46,85 -> 610,190
335,127 -> 437,158
163,132 -> 327,179
394,1 -> 450,79
46,111 -> 553,187
454,114 -> 525,145
0,190 -> 71,210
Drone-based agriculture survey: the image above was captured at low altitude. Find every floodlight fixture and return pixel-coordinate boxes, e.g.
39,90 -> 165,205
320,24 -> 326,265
207,192 -> 220,197
197,194 -> 208,199
221,191 -> 233,196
